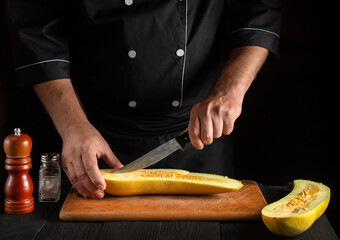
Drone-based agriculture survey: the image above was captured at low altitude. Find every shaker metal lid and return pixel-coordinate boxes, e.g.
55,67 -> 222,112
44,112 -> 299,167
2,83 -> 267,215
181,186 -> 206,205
41,152 -> 60,162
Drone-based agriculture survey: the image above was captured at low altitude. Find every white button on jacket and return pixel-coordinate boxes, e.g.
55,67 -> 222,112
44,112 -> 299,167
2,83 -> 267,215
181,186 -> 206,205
128,50 -> 136,58
176,49 -> 184,57
125,0 -> 133,6
128,101 -> 137,107
172,100 -> 180,107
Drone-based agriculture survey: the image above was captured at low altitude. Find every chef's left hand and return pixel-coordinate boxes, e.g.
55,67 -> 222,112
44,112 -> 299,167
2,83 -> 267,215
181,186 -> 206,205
188,86 -> 244,150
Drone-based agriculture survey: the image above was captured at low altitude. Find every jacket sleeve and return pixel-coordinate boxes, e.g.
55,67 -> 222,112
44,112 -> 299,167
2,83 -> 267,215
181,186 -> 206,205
7,0 -> 71,87
225,0 -> 282,60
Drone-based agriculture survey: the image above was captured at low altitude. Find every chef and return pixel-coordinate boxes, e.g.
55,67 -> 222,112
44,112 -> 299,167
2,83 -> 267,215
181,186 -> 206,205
7,0 -> 282,198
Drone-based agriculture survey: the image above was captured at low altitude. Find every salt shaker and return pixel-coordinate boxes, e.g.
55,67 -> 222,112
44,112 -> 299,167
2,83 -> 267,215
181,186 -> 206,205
38,152 -> 61,202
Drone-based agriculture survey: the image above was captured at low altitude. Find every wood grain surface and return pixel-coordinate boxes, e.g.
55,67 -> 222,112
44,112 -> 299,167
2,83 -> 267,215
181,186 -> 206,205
59,180 -> 267,221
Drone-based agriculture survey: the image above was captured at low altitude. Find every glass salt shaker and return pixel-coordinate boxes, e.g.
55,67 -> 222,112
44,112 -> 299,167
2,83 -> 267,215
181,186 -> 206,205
39,152 -> 61,202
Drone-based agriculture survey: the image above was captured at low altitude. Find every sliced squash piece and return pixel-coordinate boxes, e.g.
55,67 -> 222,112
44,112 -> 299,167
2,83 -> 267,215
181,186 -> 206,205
261,179 -> 330,237
100,169 -> 243,196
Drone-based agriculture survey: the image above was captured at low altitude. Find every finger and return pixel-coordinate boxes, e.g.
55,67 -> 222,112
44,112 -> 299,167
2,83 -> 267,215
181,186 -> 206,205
212,117 -> 223,139
188,114 -> 204,150
83,152 -> 107,191
199,113 -> 213,145
223,117 -> 234,135
63,159 -> 92,198
80,151 -> 105,198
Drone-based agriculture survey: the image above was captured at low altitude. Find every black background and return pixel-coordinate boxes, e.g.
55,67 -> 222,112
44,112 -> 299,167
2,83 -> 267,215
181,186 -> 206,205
1,0 -> 338,236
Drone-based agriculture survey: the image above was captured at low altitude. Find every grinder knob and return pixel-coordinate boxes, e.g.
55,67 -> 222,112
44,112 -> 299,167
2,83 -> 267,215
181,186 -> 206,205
3,128 -> 32,157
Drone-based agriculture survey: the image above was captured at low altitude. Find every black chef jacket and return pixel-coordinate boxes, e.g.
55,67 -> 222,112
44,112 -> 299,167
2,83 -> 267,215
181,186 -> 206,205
7,0 -> 282,176
7,0 -> 281,136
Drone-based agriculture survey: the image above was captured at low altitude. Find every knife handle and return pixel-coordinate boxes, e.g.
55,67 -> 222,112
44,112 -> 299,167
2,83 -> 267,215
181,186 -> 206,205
176,130 -> 190,150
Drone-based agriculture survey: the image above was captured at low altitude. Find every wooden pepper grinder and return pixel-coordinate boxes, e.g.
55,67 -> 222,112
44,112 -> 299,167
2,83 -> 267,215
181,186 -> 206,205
3,128 -> 34,214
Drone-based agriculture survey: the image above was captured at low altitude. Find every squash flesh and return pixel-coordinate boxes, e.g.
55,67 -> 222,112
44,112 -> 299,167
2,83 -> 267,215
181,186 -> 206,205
261,180 -> 330,237
100,169 -> 243,196
270,184 -> 318,216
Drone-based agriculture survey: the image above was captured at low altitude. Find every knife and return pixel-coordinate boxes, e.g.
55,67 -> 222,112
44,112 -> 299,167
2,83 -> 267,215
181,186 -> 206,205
113,131 -> 191,174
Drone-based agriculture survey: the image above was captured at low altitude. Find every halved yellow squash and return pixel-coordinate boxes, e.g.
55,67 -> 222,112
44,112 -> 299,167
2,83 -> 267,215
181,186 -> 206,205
261,179 -> 330,237
100,169 -> 243,196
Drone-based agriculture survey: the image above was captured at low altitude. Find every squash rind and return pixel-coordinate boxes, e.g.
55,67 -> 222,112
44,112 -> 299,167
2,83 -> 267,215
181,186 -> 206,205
100,169 -> 243,196
261,179 -> 330,237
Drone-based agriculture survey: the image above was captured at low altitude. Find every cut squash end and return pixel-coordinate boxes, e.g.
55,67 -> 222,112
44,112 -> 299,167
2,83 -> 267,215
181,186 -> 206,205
261,179 -> 330,237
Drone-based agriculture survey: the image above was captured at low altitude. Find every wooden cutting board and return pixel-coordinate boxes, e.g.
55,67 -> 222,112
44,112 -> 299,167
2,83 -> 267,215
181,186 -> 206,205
59,180 -> 267,221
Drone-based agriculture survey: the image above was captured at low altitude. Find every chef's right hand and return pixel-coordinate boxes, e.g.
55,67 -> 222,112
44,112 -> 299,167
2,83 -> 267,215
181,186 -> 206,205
60,122 -> 123,198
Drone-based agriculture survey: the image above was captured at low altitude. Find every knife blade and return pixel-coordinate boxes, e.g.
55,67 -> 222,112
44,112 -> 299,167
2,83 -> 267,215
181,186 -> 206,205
113,131 -> 190,174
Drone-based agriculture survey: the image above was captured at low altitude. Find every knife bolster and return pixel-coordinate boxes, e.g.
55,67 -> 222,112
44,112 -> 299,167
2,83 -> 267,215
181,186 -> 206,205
175,131 -> 190,150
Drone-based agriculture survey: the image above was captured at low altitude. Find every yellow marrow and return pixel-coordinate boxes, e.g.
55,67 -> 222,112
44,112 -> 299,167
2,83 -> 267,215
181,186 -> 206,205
100,169 -> 243,196
261,179 -> 330,237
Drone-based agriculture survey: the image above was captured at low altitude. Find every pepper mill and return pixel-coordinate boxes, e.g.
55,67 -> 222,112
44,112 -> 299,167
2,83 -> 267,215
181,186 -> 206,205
3,128 -> 34,214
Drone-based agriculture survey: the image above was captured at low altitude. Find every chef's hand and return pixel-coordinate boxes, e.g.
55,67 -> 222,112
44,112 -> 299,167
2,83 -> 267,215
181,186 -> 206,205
60,122 -> 123,198
188,87 -> 243,150
188,46 -> 268,149
33,79 -> 124,199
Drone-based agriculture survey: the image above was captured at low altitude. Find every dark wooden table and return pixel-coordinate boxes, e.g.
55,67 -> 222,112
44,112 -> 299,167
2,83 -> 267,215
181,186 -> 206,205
0,180 -> 338,240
